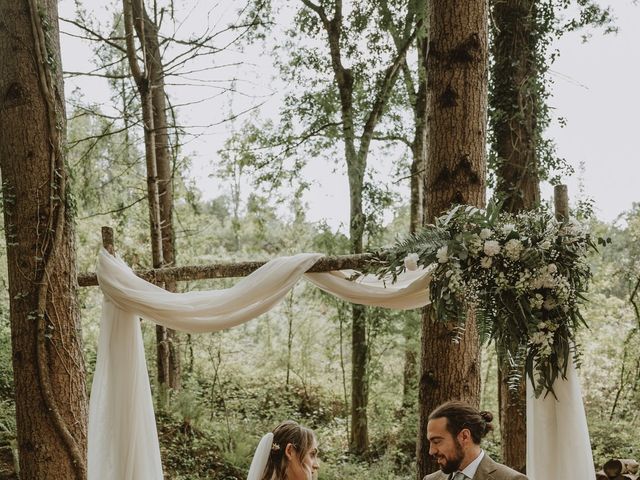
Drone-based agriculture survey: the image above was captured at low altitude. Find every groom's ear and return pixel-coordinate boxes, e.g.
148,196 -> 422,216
458,428 -> 472,444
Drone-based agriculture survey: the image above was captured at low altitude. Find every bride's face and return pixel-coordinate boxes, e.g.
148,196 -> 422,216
286,439 -> 319,480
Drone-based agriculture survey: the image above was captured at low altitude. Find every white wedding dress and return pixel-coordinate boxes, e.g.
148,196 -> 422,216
88,248 -> 593,480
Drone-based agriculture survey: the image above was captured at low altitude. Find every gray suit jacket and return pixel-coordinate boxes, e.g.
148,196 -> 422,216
422,454 -> 528,480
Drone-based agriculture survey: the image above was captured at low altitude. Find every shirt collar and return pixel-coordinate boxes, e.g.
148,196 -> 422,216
456,449 -> 484,479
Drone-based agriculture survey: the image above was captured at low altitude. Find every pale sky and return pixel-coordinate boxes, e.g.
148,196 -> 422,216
59,0 -> 639,230
542,0 -> 640,223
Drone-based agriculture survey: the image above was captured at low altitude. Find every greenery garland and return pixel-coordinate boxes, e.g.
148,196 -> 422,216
375,203 -> 605,396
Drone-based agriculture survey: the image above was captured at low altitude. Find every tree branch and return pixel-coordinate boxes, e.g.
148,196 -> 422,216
371,134 -> 412,147
122,0 -> 145,85
300,0 -> 329,25
358,22 -> 420,159
78,252 -> 381,286
631,276 -> 640,327
63,70 -> 128,80
59,17 -> 127,54
79,196 -> 148,219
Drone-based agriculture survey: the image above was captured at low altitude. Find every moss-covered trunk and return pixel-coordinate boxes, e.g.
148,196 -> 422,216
0,1 -> 87,477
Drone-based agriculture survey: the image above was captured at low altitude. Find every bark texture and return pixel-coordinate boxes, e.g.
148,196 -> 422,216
490,0 -> 541,470
491,0 -> 540,213
0,1 -> 87,478
417,0 -> 488,477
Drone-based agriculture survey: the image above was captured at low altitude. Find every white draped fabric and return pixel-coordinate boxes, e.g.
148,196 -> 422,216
527,363 -> 594,479
88,248 -> 593,480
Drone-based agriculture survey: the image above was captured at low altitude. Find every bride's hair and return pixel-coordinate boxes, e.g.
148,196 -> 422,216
261,420 -> 316,480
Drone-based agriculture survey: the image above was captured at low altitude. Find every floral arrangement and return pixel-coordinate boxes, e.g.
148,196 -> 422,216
376,203 -> 602,396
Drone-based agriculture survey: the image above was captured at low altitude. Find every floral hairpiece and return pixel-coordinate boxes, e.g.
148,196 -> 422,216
271,442 -> 281,452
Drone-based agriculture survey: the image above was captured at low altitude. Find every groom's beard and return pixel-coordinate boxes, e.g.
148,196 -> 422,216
437,438 -> 465,474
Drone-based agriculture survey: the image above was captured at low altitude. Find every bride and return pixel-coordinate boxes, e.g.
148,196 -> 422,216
248,420 -> 320,480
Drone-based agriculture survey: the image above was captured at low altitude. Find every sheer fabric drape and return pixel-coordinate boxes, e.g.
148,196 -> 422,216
88,248 -> 592,480
526,362 -> 594,479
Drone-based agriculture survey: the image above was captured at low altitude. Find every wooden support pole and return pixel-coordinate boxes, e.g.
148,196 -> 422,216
79,235 -> 380,287
554,184 -> 569,222
102,226 -> 115,255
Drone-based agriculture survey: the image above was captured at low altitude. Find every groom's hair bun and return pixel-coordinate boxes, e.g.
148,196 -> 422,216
479,410 -> 494,436
429,401 -> 494,444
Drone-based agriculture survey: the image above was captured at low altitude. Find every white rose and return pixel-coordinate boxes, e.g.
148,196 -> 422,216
479,228 -> 493,240
547,263 -> 557,274
436,245 -> 449,263
504,239 -> 523,260
403,252 -> 420,271
501,223 -> 516,235
539,240 -> 552,250
483,240 -> 501,257
480,256 -> 493,269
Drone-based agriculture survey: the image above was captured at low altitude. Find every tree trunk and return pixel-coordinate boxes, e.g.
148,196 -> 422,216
350,302 -> 368,453
417,0 -> 488,477
305,0 -> 411,454
0,1 -> 87,478
126,0 -> 181,393
403,27 -> 428,411
490,0 -> 540,470
491,0 -> 540,212
497,368 -> 527,471
348,155 -> 368,454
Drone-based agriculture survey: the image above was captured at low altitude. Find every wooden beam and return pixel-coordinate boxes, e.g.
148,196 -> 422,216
78,252 -> 380,287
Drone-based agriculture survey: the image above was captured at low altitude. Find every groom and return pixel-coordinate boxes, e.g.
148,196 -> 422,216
423,401 -> 528,480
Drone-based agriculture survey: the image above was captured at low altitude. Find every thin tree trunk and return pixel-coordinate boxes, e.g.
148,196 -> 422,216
301,0 -> 413,453
350,302 -> 368,453
125,0 -> 181,393
0,1 -> 87,478
403,27 -> 428,411
490,0 -> 540,471
123,0 -> 163,267
338,301 -> 350,444
417,0 -> 488,477
285,292 -> 294,388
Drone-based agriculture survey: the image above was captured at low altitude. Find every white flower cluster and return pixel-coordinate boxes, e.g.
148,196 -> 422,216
483,240 -> 501,257
385,203 -> 596,395
444,265 -> 465,295
529,321 -> 560,357
503,239 -> 524,260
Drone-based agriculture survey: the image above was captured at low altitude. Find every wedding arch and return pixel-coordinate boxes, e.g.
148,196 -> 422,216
80,186 -> 595,480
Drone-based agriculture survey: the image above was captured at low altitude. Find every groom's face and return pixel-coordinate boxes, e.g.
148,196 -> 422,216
426,418 -> 465,474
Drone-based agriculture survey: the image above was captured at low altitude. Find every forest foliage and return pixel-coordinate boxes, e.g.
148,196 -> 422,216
0,0 -> 637,478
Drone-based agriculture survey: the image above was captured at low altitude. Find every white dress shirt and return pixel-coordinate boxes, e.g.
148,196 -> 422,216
454,449 -> 484,479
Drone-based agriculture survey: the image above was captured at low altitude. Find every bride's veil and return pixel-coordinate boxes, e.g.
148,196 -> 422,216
247,432 -> 273,480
